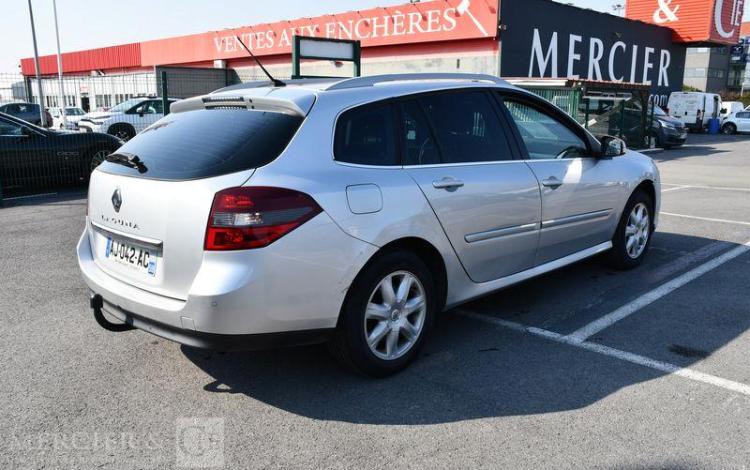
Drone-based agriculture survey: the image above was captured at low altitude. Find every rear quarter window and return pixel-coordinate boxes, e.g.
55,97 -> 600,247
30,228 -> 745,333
334,104 -> 397,166
98,109 -> 303,181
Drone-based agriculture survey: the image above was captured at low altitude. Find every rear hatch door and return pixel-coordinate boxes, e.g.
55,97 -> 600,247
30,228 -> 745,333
86,103 -> 306,300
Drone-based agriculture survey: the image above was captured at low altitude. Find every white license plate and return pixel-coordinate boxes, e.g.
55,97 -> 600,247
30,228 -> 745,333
105,237 -> 157,276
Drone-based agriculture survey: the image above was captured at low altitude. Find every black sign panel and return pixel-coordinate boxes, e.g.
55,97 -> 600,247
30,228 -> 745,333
499,0 -> 686,105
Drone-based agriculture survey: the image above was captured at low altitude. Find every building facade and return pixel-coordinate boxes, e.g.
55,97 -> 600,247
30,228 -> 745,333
18,0 -> 688,111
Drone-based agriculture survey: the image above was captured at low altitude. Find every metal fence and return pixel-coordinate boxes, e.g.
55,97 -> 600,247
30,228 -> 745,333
516,85 -> 654,150
0,72 -> 654,205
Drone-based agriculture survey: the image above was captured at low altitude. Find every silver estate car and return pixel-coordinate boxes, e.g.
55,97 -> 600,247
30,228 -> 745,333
78,74 -> 660,376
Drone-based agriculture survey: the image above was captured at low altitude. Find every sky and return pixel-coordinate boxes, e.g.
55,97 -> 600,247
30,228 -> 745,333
1,0 -> 747,74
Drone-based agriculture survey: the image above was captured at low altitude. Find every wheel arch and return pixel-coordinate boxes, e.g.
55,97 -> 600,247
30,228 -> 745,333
634,179 -> 656,208
352,237 -> 448,315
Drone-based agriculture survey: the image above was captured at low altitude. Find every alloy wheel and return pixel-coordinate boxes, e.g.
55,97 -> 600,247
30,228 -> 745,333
364,270 -> 427,361
625,202 -> 650,259
114,130 -> 132,141
90,149 -> 110,171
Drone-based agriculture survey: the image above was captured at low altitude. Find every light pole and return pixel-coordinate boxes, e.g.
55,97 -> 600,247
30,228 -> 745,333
53,0 -> 66,128
26,0 -> 46,127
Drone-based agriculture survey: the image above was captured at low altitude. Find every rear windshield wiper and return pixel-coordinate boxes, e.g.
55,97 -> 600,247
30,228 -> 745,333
106,152 -> 148,174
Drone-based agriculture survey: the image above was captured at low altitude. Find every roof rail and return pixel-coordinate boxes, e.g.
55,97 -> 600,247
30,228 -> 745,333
326,73 -> 507,91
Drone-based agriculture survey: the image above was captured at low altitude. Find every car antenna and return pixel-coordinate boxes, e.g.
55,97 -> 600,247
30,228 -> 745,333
233,34 -> 286,87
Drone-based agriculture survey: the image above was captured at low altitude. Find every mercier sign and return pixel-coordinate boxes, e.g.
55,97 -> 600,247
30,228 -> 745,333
499,0 -> 686,104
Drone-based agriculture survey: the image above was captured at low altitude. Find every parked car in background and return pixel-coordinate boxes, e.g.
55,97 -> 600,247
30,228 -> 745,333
0,102 -> 52,127
649,105 -> 687,149
720,101 -> 744,122
720,110 -> 750,135
667,92 -> 722,132
0,112 -> 121,195
49,107 -> 87,130
79,74 -> 660,377
78,97 -> 177,141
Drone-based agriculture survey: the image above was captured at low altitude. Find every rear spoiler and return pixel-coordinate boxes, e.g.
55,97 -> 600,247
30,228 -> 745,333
170,95 -> 307,117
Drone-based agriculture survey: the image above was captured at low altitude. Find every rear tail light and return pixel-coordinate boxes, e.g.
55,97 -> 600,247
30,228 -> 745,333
205,187 -> 322,251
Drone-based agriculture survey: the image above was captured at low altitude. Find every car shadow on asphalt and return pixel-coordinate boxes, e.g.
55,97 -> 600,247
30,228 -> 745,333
181,233 -> 750,425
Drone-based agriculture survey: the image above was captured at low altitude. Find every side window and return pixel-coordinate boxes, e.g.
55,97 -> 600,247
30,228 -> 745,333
137,101 -> 159,114
334,104 -> 397,166
0,119 -> 23,136
150,100 -> 164,114
399,100 -> 440,166
128,103 -> 144,114
418,91 -> 513,164
504,99 -> 589,160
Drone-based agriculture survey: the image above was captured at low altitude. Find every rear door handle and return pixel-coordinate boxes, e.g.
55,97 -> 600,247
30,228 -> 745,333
541,177 -> 563,189
432,178 -> 464,191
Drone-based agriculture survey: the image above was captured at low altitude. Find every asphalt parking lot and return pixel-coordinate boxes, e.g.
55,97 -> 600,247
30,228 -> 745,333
1,133 -> 749,469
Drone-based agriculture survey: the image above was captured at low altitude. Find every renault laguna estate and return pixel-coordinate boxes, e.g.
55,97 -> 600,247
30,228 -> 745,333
77,73 -> 660,376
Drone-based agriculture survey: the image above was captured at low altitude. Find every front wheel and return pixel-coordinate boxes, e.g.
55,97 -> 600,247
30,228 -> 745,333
606,190 -> 654,270
328,250 -> 436,377
89,149 -> 111,172
108,124 -> 135,142
722,123 -> 737,135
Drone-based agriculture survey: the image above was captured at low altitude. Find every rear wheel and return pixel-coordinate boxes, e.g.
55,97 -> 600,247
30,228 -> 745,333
606,190 -> 654,270
722,123 -> 737,135
328,250 -> 436,377
108,124 -> 135,142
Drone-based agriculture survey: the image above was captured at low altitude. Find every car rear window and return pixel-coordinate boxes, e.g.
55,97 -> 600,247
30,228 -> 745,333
98,109 -> 303,181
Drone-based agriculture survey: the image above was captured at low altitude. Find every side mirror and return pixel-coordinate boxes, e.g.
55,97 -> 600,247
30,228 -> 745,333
600,136 -> 627,157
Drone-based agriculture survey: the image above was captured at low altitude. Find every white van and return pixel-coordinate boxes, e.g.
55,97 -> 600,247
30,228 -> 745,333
720,101 -> 745,121
667,92 -> 722,131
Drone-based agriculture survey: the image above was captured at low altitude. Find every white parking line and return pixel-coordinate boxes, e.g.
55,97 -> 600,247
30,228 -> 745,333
3,192 -> 58,201
457,311 -> 750,397
661,183 -> 750,192
661,212 -> 750,227
566,240 -> 750,343
661,187 -> 689,193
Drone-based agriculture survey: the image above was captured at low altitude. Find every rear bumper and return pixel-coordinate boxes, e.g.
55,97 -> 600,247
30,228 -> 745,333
77,213 -> 378,346
91,293 -> 334,350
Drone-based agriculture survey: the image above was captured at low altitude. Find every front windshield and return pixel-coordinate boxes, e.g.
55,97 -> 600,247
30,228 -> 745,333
65,108 -> 84,116
650,105 -> 667,116
108,98 -> 146,113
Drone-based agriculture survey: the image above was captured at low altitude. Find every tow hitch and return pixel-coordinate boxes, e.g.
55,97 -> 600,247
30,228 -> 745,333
90,294 -> 136,332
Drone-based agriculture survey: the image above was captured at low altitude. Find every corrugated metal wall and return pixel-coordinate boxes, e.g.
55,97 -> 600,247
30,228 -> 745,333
20,43 -> 142,76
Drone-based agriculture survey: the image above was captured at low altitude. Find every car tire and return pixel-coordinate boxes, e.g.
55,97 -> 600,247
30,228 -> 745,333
722,123 -> 737,135
108,124 -> 135,142
328,250 -> 436,377
650,131 -> 662,149
89,148 -> 112,173
606,189 -> 654,270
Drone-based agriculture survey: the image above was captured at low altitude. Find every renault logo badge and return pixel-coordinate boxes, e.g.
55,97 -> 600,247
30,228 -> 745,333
111,188 -> 122,213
